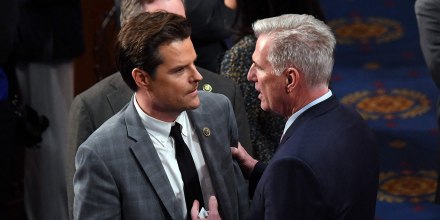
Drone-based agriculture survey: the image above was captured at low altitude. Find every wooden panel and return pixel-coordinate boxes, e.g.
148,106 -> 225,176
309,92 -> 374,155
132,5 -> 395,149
73,0 -> 118,95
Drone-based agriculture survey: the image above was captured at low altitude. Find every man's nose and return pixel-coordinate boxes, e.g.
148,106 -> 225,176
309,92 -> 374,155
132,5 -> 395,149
192,66 -> 203,81
247,65 -> 256,82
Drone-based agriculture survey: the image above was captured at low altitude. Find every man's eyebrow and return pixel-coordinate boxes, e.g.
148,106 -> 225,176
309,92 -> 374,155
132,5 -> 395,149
252,59 -> 261,69
169,64 -> 187,72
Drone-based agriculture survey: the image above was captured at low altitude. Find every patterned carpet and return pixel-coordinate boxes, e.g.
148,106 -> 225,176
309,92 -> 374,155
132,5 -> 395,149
319,0 -> 440,219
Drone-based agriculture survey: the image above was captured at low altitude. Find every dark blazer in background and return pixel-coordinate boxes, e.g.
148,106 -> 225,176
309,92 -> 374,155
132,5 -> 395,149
74,92 -> 249,219
185,0 -> 235,72
14,0 -> 84,62
249,96 -> 379,220
66,67 -> 251,219
416,0 -> 440,90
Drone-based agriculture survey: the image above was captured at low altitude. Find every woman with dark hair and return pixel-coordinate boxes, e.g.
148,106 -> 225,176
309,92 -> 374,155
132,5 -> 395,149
220,0 -> 325,162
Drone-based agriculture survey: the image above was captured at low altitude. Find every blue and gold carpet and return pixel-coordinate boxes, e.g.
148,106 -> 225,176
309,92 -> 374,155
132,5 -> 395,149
319,0 -> 440,219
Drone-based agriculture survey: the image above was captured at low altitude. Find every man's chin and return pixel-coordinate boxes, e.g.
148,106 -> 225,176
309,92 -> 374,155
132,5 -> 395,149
260,103 -> 270,112
187,98 -> 201,110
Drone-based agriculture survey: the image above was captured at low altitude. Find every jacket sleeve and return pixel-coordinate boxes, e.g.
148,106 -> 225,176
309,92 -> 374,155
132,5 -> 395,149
415,0 -> 440,89
231,84 -> 253,156
74,145 -> 121,220
66,94 -> 97,220
226,97 -> 250,220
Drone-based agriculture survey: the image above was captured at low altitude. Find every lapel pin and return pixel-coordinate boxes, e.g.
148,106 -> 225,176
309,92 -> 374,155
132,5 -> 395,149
202,127 -> 211,137
202,84 -> 213,92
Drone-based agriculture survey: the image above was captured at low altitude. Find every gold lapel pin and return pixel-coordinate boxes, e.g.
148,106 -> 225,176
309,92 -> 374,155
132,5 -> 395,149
202,84 -> 213,92
202,127 -> 211,137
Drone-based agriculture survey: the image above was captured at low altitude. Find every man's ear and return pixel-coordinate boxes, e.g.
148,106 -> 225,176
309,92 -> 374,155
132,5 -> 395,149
285,67 -> 299,93
132,68 -> 150,89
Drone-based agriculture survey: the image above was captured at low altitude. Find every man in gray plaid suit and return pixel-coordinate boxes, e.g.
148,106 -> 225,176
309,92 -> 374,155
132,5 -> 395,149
66,1 -> 251,216
73,11 -> 248,220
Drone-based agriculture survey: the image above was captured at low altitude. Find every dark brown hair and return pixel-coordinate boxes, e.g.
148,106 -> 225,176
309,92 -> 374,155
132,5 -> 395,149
117,11 -> 191,91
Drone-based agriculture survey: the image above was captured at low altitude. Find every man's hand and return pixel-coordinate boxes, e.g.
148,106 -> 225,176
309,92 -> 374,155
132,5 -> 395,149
231,143 -> 258,178
190,196 -> 221,220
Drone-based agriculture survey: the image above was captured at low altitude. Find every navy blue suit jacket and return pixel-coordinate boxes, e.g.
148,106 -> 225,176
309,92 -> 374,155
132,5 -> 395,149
249,95 -> 379,220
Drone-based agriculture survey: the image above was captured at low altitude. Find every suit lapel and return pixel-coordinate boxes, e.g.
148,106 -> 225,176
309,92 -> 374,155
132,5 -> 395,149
124,99 -> 183,219
187,106 -> 233,220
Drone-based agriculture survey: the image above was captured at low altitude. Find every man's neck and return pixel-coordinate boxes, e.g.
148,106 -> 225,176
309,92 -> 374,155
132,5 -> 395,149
289,85 -> 329,117
135,92 -> 180,122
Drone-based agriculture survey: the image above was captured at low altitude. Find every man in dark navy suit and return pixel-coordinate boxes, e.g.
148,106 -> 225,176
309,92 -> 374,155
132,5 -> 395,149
224,14 -> 379,220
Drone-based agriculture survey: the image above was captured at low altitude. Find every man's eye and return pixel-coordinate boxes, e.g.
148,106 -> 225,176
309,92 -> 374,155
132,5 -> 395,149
174,67 -> 185,73
252,63 -> 262,71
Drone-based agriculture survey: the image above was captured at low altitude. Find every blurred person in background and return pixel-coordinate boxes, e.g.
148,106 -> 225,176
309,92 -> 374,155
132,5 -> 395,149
186,0 -> 237,72
415,0 -> 440,204
14,0 -> 85,219
0,0 -> 19,218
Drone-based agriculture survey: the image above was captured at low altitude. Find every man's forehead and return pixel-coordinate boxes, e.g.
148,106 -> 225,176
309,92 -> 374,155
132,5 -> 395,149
142,0 -> 186,17
254,35 -> 271,61
158,38 -> 195,65
256,35 -> 271,50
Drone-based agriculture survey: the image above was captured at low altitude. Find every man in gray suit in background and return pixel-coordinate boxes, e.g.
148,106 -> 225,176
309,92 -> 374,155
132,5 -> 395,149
66,0 -> 250,219
415,0 -> 440,203
74,11 -> 248,219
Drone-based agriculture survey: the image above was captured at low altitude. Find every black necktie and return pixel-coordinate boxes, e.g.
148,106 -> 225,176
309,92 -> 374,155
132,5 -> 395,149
170,123 -> 205,215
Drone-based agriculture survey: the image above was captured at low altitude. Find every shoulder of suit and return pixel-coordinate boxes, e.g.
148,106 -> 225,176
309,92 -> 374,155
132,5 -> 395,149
87,106 -> 126,137
191,92 -> 230,117
197,66 -> 235,87
198,90 -> 226,98
198,91 -> 229,103
76,72 -> 129,99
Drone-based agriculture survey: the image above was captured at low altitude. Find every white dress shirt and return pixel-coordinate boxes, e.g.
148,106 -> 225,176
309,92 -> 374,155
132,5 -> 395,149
134,94 -> 215,218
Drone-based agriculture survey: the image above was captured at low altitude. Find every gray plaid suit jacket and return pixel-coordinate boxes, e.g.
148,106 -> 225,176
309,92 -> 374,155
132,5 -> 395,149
73,91 -> 249,220
66,70 -> 251,220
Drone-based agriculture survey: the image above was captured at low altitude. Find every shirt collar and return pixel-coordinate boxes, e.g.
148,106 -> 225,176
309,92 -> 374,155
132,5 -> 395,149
134,94 -> 189,140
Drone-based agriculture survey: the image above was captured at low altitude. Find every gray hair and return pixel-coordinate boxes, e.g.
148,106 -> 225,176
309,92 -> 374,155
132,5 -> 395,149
119,0 -> 185,26
252,14 -> 336,87
120,0 -> 144,26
